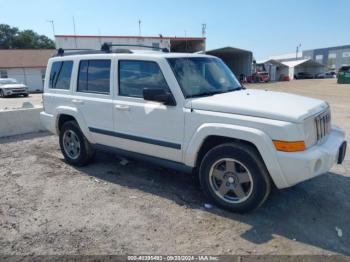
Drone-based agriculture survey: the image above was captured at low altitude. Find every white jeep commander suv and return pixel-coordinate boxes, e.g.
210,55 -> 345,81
41,46 -> 347,213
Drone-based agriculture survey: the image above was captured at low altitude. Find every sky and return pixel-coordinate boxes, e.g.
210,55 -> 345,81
1,0 -> 350,59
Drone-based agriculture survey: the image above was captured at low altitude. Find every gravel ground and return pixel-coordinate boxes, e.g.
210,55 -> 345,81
0,94 -> 42,110
0,79 -> 349,255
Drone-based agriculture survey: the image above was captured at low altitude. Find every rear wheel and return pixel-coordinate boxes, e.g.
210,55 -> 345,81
0,89 -> 4,98
23,93 -> 29,97
59,121 -> 95,166
199,142 -> 271,213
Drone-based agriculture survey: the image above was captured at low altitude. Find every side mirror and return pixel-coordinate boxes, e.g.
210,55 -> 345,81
143,88 -> 176,106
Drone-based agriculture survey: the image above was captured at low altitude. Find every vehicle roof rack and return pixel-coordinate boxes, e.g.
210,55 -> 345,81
53,42 -> 169,57
54,47 -> 133,57
101,43 -> 170,53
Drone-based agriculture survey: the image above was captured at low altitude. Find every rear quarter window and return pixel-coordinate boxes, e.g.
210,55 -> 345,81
49,61 -> 73,89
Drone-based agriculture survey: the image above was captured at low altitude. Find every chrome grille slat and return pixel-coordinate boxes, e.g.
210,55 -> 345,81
315,110 -> 331,142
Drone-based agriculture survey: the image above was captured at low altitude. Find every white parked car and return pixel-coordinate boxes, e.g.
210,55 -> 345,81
40,47 -> 347,213
0,78 -> 29,97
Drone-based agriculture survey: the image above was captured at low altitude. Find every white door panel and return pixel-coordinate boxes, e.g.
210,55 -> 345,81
111,59 -> 185,162
73,95 -> 114,144
112,98 -> 183,162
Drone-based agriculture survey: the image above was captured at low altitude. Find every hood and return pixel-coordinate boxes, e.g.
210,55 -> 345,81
188,89 -> 328,123
0,83 -> 27,89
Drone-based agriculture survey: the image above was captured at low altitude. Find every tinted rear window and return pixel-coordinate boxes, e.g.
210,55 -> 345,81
77,60 -> 111,94
49,61 -> 73,89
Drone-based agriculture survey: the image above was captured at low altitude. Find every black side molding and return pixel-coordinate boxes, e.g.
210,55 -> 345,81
93,143 -> 192,174
88,127 -> 181,150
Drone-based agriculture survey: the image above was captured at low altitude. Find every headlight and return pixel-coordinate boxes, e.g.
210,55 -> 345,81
304,116 -> 317,148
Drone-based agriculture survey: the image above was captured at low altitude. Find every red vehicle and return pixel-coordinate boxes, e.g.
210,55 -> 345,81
247,71 -> 270,83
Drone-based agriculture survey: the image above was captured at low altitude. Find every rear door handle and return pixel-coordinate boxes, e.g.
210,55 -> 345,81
115,104 -> 130,111
72,99 -> 84,105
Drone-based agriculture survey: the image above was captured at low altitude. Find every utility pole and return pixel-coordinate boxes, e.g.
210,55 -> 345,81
98,28 -> 102,46
202,23 -> 207,52
296,43 -> 301,60
47,20 -> 56,47
73,16 -> 78,49
202,23 -> 206,37
138,19 -> 142,36
47,20 -> 56,37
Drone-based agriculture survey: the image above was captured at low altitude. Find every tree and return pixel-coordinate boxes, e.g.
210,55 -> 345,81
0,24 -> 19,48
0,24 -> 55,49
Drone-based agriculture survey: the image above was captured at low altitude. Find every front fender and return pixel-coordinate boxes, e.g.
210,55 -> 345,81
184,123 -> 289,188
55,106 -> 95,143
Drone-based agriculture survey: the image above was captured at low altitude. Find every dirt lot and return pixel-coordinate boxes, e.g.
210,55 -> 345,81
0,79 -> 349,255
0,93 -> 42,110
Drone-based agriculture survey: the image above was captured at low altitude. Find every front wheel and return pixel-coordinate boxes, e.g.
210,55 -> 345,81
59,121 -> 95,166
199,143 -> 271,213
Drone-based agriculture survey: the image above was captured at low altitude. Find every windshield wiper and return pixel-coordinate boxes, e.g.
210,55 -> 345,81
189,86 -> 245,98
189,92 -> 216,98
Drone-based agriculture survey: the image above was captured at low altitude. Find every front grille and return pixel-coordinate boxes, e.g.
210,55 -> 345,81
12,89 -> 25,93
315,110 -> 331,142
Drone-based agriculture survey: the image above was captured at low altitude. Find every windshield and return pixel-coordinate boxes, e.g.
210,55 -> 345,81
0,78 -> 17,85
167,57 -> 242,98
339,66 -> 350,72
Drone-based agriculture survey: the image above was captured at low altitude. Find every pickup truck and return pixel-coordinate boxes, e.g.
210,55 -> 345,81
40,47 -> 347,213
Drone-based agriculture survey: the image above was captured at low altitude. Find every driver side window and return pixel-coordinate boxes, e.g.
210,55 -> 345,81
118,60 -> 169,98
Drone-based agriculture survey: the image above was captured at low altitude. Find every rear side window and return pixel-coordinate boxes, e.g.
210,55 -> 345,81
49,61 -> 73,89
119,60 -> 169,98
77,60 -> 111,94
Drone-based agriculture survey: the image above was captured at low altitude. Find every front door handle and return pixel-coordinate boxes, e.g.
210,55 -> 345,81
115,104 -> 130,111
72,99 -> 84,105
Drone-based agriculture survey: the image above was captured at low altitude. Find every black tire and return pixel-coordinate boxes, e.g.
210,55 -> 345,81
199,142 -> 271,213
23,93 -> 29,97
0,89 -> 4,98
59,120 -> 95,166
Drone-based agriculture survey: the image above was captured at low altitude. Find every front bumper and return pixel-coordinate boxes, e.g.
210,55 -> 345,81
40,111 -> 56,134
276,126 -> 346,188
3,89 -> 28,96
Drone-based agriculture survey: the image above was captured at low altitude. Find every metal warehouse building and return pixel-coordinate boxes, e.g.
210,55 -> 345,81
55,35 -> 206,53
206,46 -> 253,77
269,44 -> 350,70
0,49 -> 55,92
282,59 -> 325,80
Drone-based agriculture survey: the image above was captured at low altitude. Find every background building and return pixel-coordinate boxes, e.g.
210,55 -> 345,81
256,59 -> 289,81
206,47 -> 253,77
55,35 -> 206,53
0,49 -> 55,92
269,44 -> 350,70
303,45 -> 350,70
282,59 -> 325,80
